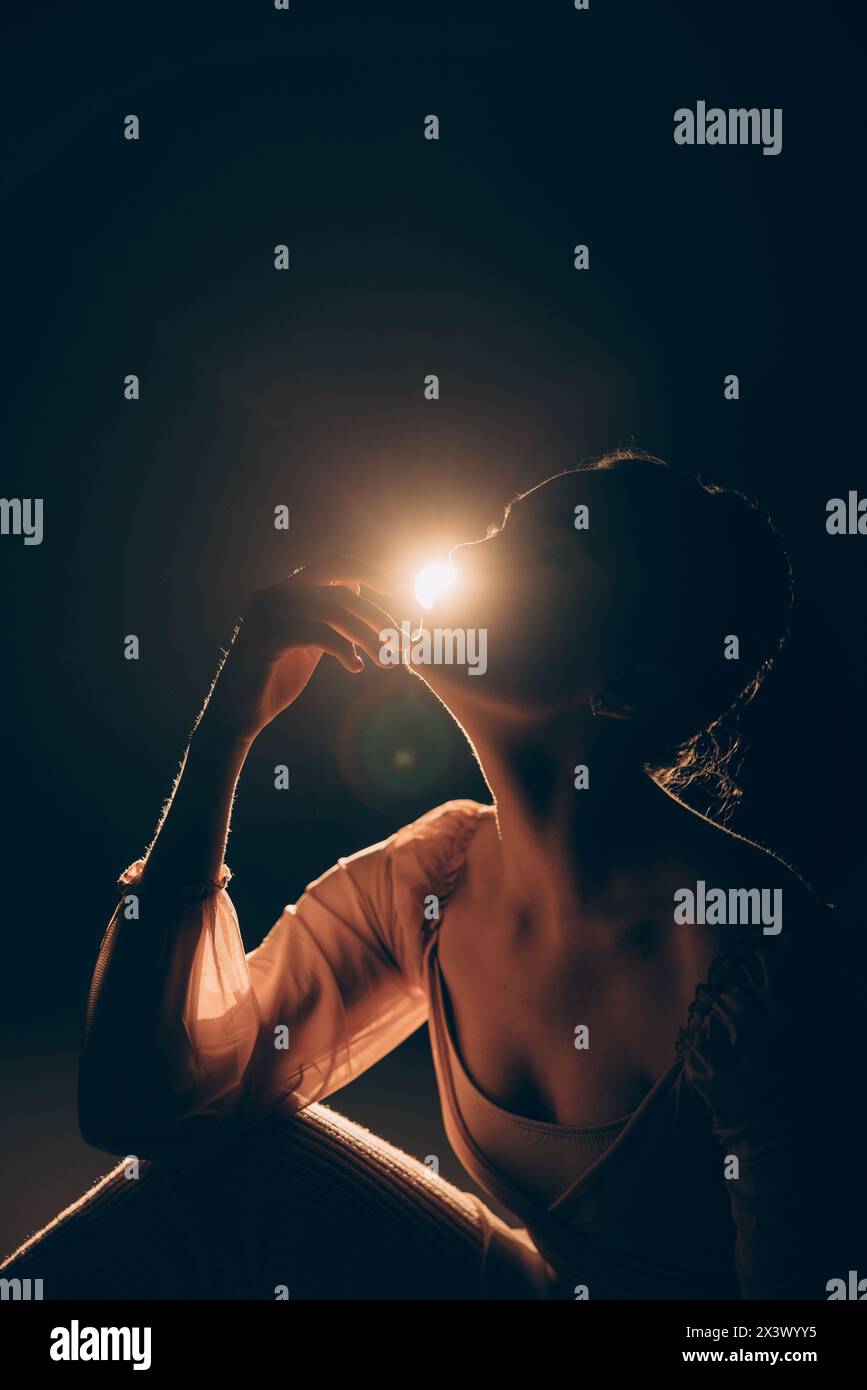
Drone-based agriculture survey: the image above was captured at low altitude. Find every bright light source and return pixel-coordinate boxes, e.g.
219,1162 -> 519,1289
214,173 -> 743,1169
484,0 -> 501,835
414,562 -> 455,610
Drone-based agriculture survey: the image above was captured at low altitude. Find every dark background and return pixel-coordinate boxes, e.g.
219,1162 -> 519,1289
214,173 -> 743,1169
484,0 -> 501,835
2,0 -> 865,1257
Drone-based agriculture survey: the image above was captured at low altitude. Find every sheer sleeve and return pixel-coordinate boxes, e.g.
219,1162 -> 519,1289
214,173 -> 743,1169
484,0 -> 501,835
104,799 -> 487,1161
675,905 -> 867,1299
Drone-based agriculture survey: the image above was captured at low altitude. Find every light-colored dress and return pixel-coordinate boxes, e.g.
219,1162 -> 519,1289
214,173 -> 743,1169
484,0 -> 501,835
111,797 -> 864,1299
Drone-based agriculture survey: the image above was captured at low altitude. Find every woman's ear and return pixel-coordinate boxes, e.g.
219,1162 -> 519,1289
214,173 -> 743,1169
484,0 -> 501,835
594,663 -> 680,721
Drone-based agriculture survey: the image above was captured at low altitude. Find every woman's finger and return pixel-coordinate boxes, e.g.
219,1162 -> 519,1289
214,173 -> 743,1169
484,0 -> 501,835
317,587 -> 398,635
272,599 -> 393,666
290,622 -> 366,673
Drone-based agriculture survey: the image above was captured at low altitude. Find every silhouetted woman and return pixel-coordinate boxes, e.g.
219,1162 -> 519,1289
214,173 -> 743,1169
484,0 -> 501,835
3,451 -> 863,1298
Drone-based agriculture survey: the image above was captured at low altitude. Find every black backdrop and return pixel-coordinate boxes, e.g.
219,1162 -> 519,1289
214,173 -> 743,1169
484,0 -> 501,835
2,0 -> 865,1257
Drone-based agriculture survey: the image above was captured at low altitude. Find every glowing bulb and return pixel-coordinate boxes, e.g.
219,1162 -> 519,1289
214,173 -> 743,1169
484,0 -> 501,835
414,562 -> 455,610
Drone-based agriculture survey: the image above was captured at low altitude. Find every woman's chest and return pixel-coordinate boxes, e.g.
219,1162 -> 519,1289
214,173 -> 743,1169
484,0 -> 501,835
435,906 -> 728,1127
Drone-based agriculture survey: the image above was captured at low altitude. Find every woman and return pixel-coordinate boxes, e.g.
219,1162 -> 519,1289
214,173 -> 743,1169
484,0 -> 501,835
3,450 -> 863,1299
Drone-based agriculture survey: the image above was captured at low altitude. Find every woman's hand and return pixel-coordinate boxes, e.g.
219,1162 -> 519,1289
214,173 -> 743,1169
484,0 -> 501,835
202,556 -> 399,744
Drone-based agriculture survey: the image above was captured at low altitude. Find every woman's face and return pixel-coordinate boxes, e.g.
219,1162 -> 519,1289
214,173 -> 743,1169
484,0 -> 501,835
407,470 -> 634,718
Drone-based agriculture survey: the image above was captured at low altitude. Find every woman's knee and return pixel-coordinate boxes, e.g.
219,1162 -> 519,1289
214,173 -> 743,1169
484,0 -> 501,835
0,1156 -> 204,1299
1,1106 -> 542,1300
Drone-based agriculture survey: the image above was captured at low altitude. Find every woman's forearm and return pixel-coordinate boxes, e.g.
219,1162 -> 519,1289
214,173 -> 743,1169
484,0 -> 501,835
138,720 -> 253,888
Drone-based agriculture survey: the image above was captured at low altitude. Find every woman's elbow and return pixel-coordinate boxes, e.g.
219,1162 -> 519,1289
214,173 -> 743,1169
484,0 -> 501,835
78,1083 -> 153,1159
78,1068 -> 186,1161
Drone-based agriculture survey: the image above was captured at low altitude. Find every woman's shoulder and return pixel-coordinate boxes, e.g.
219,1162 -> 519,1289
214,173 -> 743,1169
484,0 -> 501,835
329,798 -> 492,880
688,817 -> 860,1001
289,801 -> 493,989
388,798 -> 493,904
385,799 -> 494,962
390,797 -> 493,852
317,799 -> 493,980
676,800 -> 847,948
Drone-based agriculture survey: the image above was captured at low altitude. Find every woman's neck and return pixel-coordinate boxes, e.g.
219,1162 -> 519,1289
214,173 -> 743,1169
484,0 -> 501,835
468,712 -> 682,924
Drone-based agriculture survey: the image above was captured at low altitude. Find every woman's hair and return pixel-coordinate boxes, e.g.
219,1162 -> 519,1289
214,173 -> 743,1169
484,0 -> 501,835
572,449 -> 794,820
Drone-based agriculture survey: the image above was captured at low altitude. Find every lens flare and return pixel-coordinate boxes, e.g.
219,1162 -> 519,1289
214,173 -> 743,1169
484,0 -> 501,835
414,562 -> 455,610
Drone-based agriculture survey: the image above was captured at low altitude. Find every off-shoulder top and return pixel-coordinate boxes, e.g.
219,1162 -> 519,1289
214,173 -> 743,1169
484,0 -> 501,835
107,798 -> 866,1300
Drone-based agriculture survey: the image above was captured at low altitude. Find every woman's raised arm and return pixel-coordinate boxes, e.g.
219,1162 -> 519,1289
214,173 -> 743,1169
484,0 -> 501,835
78,558 -> 400,1159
